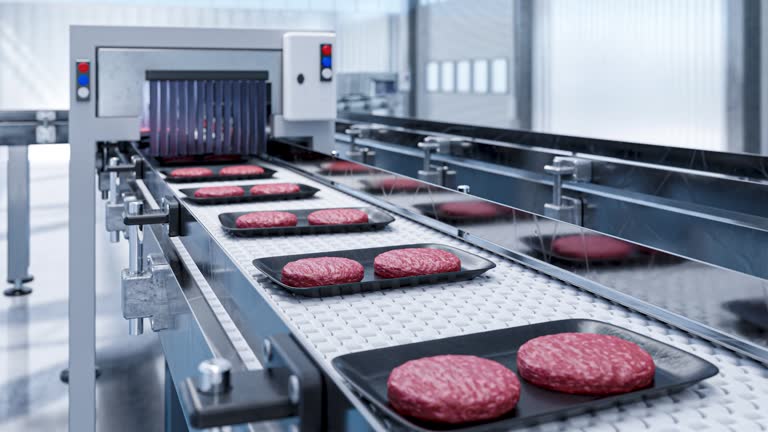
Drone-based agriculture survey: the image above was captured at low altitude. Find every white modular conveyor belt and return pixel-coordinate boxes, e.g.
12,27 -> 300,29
165,162 -> 768,432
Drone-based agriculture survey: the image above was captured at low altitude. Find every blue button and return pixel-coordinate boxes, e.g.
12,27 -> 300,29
321,56 -> 332,68
77,74 -> 89,86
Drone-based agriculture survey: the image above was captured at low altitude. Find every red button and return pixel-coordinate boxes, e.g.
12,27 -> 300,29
77,62 -> 89,73
321,44 -> 332,56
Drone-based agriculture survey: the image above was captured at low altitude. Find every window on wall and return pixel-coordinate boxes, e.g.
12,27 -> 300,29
456,60 -> 471,93
491,58 -> 508,94
440,61 -> 455,92
426,62 -> 439,92
473,59 -> 489,93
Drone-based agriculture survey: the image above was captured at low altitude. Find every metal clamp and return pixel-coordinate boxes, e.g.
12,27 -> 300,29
34,111 -> 57,144
417,137 -> 457,187
123,191 -> 182,238
344,124 -> 378,164
121,198 -> 172,334
181,334 -> 323,431
105,157 -> 134,243
543,156 -> 592,225
121,252 -> 173,334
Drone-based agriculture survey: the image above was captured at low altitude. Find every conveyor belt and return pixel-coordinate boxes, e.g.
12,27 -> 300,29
166,162 -> 768,432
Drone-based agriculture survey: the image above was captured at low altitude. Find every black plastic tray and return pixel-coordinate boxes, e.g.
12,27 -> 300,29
724,299 -> 768,331
522,234 -> 681,266
218,207 -> 395,237
180,183 -> 319,205
332,319 -> 719,432
252,243 -> 496,297
155,154 -> 249,166
161,165 -> 276,183
360,179 -> 435,195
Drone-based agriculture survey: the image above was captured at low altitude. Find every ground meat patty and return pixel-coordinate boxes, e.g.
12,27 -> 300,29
170,167 -> 213,178
552,235 -> 635,260
235,211 -> 298,228
193,186 -> 245,198
378,178 -> 423,191
281,257 -> 364,287
438,201 -> 500,219
517,333 -> 655,395
374,248 -> 461,278
249,183 -> 301,195
323,161 -> 370,173
387,355 -> 520,424
219,165 -> 265,176
307,208 -> 369,225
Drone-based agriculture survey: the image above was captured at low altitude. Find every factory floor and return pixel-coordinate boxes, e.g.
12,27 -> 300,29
0,145 -> 165,431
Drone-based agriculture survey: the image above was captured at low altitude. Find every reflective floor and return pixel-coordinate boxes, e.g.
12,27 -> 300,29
0,146 -> 165,431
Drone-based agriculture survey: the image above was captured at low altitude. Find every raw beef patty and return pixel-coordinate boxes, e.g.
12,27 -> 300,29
219,165 -> 265,176
374,248 -> 461,278
552,235 -> 635,260
281,257 -> 364,288
249,183 -> 301,195
517,333 -> 655,395
307,208 -> 368,225
438,201 -> 500,219
170,167 -> 213,178
235,211 -> 298,228
377,178 -> 423,191
323,161 -> 370,173
387,355 -> 520,424
193,186 -> 245,198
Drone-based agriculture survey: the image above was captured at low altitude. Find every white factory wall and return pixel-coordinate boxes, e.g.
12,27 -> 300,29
0,0 -> 403,110
415,0 -> 728,151
416,0 -> 519,128
532,0 -> 727,150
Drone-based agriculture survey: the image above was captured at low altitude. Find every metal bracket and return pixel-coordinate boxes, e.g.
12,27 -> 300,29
121,253 -> 172,332
123,196 -> 182,238
417,136 -> 457,187
181,333 -> 323,431
543,156 -> 591,225
344,124 -> 380,164
34,111 -> 57,144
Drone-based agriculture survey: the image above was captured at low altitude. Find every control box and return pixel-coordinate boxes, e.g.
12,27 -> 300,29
282,32 -> 336,121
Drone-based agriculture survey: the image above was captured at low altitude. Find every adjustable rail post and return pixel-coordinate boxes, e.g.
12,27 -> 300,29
5,144 -> 33,296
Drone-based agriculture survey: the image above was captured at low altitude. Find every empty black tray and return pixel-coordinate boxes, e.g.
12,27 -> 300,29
219,207 -> 395,237
180,183 -> 319,205
252,243 -> 496,297
332,319 -> 719,432
161,165 -> 276,183
724,299 -> 768,331
155,154 -> 248,166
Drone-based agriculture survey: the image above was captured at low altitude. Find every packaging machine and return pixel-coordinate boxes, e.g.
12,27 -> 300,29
69,26 -> 768,432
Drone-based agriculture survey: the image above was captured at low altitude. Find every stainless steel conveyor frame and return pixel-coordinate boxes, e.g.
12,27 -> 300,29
68,26 -> 337,432
115,144 -> 768,431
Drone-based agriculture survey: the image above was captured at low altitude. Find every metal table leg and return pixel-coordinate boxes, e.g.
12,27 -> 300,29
5,144 -> 33,296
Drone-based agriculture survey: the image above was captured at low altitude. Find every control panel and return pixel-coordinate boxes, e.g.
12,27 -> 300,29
75,59 -> 91,101
282,32 -> 336,121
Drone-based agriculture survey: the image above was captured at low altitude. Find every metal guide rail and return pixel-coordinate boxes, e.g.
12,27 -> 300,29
160,161 -> 768,432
